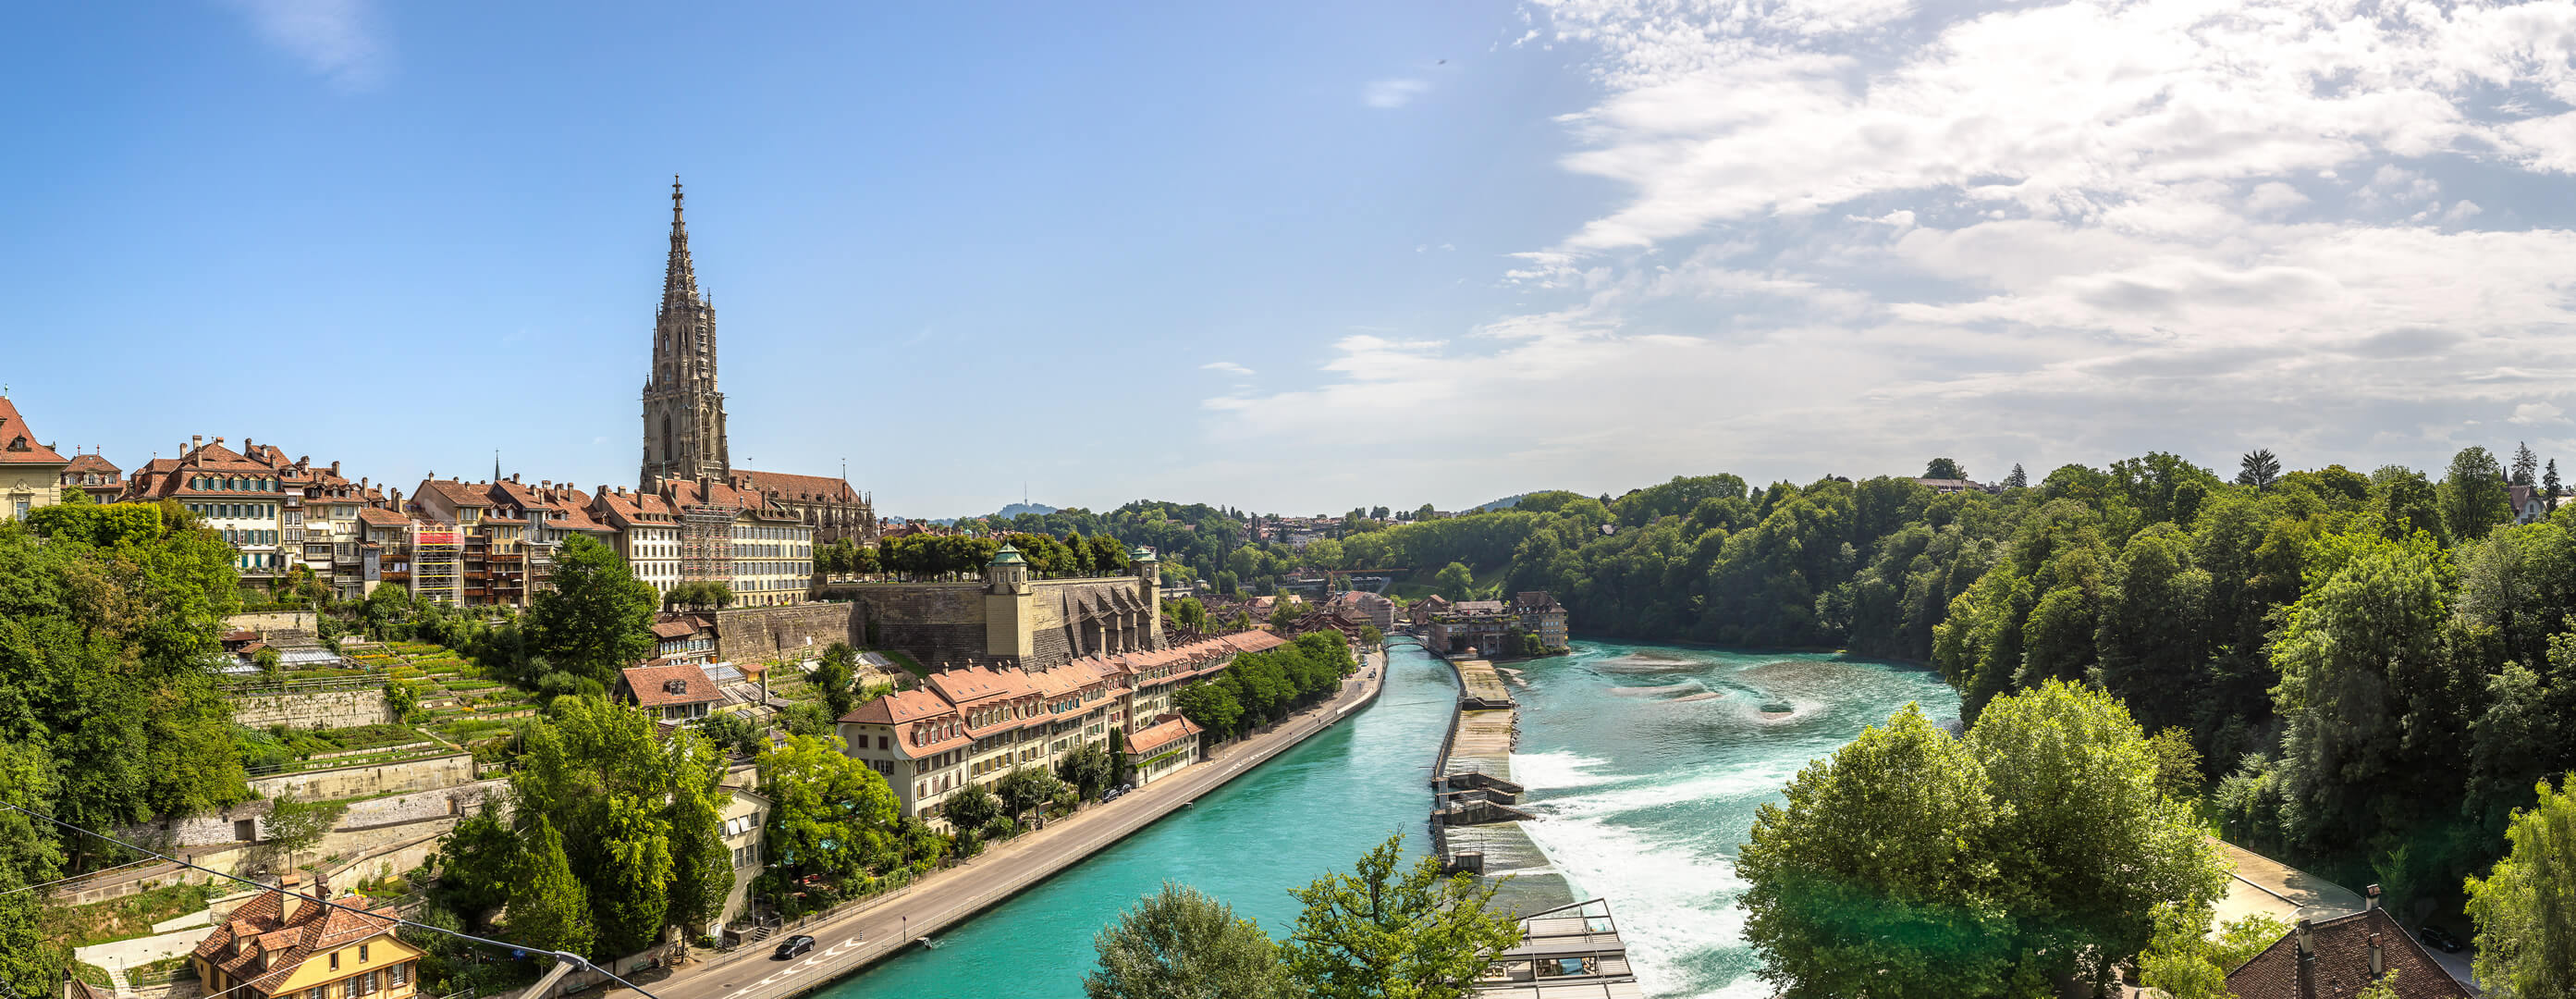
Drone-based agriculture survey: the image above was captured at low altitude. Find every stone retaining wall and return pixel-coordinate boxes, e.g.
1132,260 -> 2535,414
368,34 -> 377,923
248,752 -> 476,801
712,603 -> 856,666
834,584 -> 989,668
226,610 -> 317,633
231,688 -> 394,728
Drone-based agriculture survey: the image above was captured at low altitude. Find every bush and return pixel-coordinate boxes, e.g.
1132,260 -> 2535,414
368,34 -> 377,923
979,816 -> 1019,842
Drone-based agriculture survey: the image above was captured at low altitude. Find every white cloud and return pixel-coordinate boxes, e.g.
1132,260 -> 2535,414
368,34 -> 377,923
1201,361 -> 1256,376
1364,78 -> 1430,108
1193,0 -> 2576,504
226,0 -> 386,89
2510,402 -> 2567,426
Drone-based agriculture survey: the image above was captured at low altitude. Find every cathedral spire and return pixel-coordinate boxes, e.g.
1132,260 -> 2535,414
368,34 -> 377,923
664,175 -> 699,309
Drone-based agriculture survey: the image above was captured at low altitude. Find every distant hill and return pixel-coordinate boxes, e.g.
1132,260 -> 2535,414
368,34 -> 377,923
914,501 -> 1062,526
1467,494 -> 1528,512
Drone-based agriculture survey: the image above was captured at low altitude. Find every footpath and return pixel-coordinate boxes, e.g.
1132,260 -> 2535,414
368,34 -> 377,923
593,649 -> 1390,999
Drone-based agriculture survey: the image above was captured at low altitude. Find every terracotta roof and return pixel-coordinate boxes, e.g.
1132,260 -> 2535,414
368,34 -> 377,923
63,453 -> 120,475
620,663 -> 723,708
2226,908 -> 2471,999
415,478 -> 492,509
650,620 -> 702,639
357,507 -> 410,527
924,664 -> 1035,708
190,889 -> 399,995
1125,715 -> 1203,757
0,398 -> 68,466
592,487 -> 677,528
840,687 -> 958,726
661,477 -> 753,511
731,469 -> 861,504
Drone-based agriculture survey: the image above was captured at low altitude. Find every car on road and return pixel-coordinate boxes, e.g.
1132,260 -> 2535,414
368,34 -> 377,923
2416,925 -> 2463,953
773,934 -> 816,959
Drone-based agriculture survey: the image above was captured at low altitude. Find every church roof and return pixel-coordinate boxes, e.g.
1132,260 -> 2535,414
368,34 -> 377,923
732,468 -> 860,504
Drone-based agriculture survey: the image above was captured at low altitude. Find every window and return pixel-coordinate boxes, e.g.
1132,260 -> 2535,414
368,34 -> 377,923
329,954 -> 339,971
359,944 -> 369,963
386,963 -> 406,987
350,970 -> 377,997
308,985 -> 328,999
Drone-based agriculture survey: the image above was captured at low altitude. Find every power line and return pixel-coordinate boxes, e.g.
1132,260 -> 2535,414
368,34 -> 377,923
3,804 -> 666,999
0,857 -> 155,896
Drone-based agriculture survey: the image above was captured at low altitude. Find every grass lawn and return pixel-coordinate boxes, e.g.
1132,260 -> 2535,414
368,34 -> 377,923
41,882 -> 215,949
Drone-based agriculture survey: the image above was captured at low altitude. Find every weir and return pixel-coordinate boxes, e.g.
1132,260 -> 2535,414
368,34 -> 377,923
1429,653 -> 1573,915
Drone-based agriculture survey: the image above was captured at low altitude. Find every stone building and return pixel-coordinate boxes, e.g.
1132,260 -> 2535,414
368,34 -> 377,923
823,544 -> 1168,672
634,179 -> 875,548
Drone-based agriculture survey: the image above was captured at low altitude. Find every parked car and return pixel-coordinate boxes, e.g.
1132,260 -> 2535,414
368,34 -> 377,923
774,934 -> 816,959
2417,925 -> 2463,953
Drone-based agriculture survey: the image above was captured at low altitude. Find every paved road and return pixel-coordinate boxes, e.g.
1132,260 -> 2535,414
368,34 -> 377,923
598,652 -> 1390,999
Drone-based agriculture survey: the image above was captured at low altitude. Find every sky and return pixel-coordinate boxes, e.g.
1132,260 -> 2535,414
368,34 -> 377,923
11,1 -> 2576,516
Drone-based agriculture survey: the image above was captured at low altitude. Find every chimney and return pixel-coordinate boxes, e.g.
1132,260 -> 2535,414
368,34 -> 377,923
278,872 -> 305,922
2364,882 -> 2381,911
2368,932 -> 2385,978
2294,919 -> 2317,999
192,435 -> 203,453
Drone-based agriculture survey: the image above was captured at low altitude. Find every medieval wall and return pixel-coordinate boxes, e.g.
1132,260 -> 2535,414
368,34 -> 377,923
231,688 -> 395,729
833,584 -> 990,669
247,752 -> 476,801
226,610 -> 318,633
711,602 -> 856,666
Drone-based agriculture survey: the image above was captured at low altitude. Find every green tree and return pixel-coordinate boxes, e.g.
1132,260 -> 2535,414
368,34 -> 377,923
1358,624 -> 1383,648
1282,832 -> 1522,999
1434,561 -> 1475,599
527,535 -> 658,688
1268,597 -> 1306,631
1738,704 -> 2014,998
262,794 -> 348,873
2442,446 -> 2515,544
2514,441 -> 2541,487
942,782 -> 1000,832
254,645 -> 283,684
1086,882 -> 1294,999
508,816 -> 595,963
2270,531 -> 2450,850
1056,742 -> 1115,799
808,642 -> 860,720
2549,460 -> 2564,512
2136,902 -> 2292,999
996,766 -> 1067,822
2372,465 -> 2445,541
2004,463 -> 2029,488
1924,458 -> 1967,480
2465,775 -> 2576,999
505,697 -> 730,956
2237,449 -> 2282,489
758,734 -> 900,891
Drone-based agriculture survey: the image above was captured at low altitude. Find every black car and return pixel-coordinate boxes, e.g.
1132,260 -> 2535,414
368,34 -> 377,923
2417,925 -> 2464,954
774,934 -> 816,959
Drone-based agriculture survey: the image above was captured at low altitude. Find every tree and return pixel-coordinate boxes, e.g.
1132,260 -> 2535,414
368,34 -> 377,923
2270,532 -> 2450,850
758,734 -> 900,892
942,783 -> 1000,832
996,767 -> 1067,822
508,816 -> 595,963
1086,882 -> 1294,999
1434,561 -> 1475,599
1358,624 -> 1383,648
2237,449 -> 2282,490
527,535 -> 658,688
2136,903 -> 2291,999
2442,446 -> 2515,544
1056,743 -> 1115,800
1268,597 -> 1306,631
1282,832 -> 1522,999
1173,682 -> 1245,742
808,642 -> 860,720
1924,458 -> 1967,480
254,645 -> 283,684
2514,441 -> 2540,487
1109,728 -> 1134,788
1739,704 -> 2015,997
2550,459 -> 2565,512
505,697 -> 731,957
2004,463 -> 2029,489
698,709 -> 762,757
2146,727 -> 2203,800
385,681 -> 425,724
261,795 -> 347,874
2465,775 -> 2576,999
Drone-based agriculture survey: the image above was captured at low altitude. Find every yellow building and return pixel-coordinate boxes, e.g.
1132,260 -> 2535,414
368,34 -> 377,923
190,888 -> 421,999
0,396 -> 67,520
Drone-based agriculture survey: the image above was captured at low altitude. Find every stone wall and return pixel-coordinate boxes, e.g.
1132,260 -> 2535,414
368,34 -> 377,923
247,752 -> 476,801
711,602 -> 856,666
834,584 -> 990,669
231,688 -> 394,729
226,610 -> 318,633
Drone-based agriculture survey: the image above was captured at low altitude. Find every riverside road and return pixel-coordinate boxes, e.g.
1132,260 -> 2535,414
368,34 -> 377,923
596,652 -> 1388,999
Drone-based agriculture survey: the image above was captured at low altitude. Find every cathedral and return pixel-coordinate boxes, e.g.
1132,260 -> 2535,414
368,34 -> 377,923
640,178 -> 877,548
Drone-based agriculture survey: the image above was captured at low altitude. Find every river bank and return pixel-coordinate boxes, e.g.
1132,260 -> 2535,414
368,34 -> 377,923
594,648 -> 1391,999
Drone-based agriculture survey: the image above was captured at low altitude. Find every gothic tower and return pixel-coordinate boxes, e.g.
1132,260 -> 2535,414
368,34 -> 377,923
640,177 -> 730,491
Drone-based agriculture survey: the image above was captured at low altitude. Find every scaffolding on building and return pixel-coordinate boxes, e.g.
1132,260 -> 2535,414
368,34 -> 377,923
414,527 -> 463,606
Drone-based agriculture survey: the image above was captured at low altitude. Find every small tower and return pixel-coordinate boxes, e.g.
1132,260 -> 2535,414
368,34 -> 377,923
1131,545 -> 1162,648
983,544 -> 1036,662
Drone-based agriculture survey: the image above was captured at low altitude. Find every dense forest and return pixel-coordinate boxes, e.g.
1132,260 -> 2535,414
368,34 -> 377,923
1036,449 -> 2570,917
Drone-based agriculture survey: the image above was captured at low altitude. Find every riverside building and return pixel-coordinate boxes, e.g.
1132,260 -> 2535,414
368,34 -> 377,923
836,630 -> 1282,827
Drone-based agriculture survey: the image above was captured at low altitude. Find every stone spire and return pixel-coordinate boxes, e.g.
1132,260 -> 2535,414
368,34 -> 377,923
641,177 -> 730,492
663,175 -> 700,312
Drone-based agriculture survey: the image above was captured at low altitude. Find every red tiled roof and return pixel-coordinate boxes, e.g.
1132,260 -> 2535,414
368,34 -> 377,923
357,507 -> 410,527
731,469 -> 860,504
2226,908 -> 2471,999
620,663 -> 722,708
650,620 -> 701,639
924,664 -> 1035,708
416,478 -> 492,508
840,687 -> 958,726
0,398 -> 68,466
63,453 -> 120,476
1125,715 -> 1203,757
190,889 -> 399,995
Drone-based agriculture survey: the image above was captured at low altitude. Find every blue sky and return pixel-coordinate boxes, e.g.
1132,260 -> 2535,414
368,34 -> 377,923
14,1 -> 2576,517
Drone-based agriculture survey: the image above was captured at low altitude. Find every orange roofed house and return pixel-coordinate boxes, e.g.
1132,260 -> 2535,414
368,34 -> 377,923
0,395 -> 68,521
191,888 -> 421,999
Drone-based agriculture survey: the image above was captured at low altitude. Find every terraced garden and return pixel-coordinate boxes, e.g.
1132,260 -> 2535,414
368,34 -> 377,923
227,641 -> 542,771
353,640 -> 543,743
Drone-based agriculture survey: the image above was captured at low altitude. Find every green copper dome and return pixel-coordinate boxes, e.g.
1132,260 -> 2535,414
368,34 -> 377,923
989,544 -> 1027,566
1130,545 -> 1157,561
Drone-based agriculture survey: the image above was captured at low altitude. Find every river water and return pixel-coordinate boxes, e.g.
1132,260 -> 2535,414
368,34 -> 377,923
816,640 -> 1957,998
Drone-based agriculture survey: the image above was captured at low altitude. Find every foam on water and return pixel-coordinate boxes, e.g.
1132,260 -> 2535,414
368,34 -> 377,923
1517,780 -> 1753,997
1510,749 -> 1618,790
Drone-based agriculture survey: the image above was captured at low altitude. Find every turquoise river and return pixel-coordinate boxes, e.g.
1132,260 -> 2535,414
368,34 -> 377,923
816,639 -> 1959,999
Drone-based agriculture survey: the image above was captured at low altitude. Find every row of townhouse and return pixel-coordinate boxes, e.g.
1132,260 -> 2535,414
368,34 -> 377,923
836,631 -> 1292,828
6,394 -> 820,612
